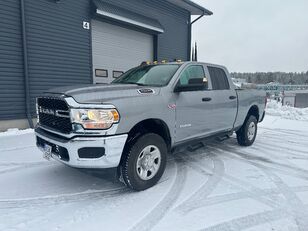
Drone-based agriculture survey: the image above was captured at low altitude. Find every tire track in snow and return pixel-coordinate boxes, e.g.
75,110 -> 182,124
0,162 -> 55,175
174,146 -> 280,214
260,127 -> 308,137
259,132 -> 308,144
0,161 -> 50,166
214,138 -> 308,179
199,186 -> 308,208
225,145 -> 308,180
260,134 -> 308,146
251,145 -> 308,172
216,145 -> 308,231
128,158 -> 187,231
253,142 -> 308,160
0,145 -> 35,152
0,187 -> 128,209
256,140 -> 308,156
175,153 -> 225,214
175,136 -> 307,217
199,208 -> 293,231
260,166 -> 308,231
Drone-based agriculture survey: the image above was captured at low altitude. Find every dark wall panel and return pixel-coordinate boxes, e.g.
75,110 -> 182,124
0,0 -> 26,120
0,0 -> 190,121
106,0 -> 190,62
25,0 -> 92,115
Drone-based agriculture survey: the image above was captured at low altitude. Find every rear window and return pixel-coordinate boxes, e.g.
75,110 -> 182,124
208,67 -> 230,90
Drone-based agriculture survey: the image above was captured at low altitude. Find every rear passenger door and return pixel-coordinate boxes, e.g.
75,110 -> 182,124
207,66 -> 237,132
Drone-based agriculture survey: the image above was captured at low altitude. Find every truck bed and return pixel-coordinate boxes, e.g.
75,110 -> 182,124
234,89 -> 266,129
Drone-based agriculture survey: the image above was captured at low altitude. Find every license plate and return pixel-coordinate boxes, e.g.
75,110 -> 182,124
43,144 -> 52,160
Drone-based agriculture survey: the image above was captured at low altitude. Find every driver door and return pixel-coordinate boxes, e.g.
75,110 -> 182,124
174,65 -> 215,143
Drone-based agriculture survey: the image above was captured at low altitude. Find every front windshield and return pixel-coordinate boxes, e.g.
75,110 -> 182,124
112,64 -> 181,87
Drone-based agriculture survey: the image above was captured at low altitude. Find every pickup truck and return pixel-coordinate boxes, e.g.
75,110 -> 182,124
35,61 -> 266,191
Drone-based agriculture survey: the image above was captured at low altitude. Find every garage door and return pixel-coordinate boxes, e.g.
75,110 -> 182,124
92,20 -> 153,84
295,93 -> 308,108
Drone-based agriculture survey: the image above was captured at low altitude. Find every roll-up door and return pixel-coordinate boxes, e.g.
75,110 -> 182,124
92,20 -> 153,84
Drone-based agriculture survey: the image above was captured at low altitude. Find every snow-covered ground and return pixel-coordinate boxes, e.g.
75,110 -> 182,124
1,107 -> 308,231
266,100 -> 308,121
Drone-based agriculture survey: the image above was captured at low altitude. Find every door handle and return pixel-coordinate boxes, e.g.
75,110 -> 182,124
229,96 -> 237,100
202,97 -> 212,102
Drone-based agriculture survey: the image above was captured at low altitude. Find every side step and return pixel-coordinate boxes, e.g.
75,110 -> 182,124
187,142 -> 204,152
215,134 -> 231,142
172,131 -> 234,154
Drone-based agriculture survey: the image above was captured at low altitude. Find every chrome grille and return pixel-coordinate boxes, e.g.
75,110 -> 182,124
37,97 -> 72,134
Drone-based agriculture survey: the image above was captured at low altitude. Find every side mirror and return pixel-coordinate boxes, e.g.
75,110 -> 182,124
174,78 -> 208,92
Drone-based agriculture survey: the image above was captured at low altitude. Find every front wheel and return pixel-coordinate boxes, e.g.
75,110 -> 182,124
236,115 -> 258,146
119,133 -> 167,191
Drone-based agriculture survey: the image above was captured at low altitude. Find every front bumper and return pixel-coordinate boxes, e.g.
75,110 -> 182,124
35,128 -> 128,169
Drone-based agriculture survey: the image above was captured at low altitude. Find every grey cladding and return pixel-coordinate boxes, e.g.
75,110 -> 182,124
0,0 -> 205,121
0,0 -> 26,120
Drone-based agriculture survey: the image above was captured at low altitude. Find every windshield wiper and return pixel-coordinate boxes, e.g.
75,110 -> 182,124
122,82 -> 148,86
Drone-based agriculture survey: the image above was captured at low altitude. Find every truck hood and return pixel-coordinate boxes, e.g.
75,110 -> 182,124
44,84 -> 161,104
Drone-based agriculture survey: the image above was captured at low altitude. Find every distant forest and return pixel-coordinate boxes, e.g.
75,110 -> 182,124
231,72 -> 308,85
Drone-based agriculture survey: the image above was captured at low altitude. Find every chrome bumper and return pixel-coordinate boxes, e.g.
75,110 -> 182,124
35,130 -> 128,169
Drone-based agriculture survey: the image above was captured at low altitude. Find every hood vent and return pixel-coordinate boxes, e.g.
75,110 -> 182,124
138,89 -> 155,94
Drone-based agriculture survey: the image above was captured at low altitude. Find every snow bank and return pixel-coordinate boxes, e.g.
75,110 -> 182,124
0,128 -> 33,137
266,100 -> 308,121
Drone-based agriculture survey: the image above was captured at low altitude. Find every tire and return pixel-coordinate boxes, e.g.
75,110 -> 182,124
120,133 -> 167,191
236,115 -> 258,146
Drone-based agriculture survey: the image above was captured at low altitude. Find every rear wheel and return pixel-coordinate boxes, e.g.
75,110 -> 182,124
236,115 -> 258,146
120,133 -> 167,191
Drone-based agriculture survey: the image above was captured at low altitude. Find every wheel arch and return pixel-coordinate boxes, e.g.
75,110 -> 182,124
246,105 -> 260,122
125,118 -> 172,151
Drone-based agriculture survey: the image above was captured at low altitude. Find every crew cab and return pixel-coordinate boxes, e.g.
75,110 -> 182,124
35,61 -> 266,191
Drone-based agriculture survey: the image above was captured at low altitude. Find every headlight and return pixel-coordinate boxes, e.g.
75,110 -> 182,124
70,109 -> 120,130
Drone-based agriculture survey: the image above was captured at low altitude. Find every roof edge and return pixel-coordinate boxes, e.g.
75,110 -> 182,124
165,0 -> 213,16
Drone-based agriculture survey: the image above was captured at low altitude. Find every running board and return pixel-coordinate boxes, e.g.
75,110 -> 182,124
187,142 -> 204,152
215,134 -> 231,142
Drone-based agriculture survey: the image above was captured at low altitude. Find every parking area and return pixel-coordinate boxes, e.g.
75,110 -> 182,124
1,115 -> 308,231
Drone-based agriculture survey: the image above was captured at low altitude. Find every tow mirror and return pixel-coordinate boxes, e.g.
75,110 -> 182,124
174,77 -> 208,92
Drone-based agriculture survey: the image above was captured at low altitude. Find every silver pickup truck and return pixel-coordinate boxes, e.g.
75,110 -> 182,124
35,61 -> 266,191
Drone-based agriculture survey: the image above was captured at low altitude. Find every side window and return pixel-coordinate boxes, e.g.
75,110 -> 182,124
178,65 -> 206,86
208,67 -> 230,90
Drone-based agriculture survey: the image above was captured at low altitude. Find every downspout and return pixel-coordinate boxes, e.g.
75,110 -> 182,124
189,13 -> 205,61
20,0 -> 33,128
187,14 -> 192,61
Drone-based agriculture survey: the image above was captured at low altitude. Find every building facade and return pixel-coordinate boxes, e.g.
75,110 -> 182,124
0,0 -> 211,130
283,90 -> 308,108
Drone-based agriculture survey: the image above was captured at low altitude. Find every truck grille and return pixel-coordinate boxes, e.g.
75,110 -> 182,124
37,97 -> 72,134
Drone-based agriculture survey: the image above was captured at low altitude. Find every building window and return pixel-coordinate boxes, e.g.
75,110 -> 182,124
95,69 -> 108,78
113,71 -> 124,78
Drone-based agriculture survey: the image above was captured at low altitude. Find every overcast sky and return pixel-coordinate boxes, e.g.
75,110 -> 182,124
192,0 -> 308,72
